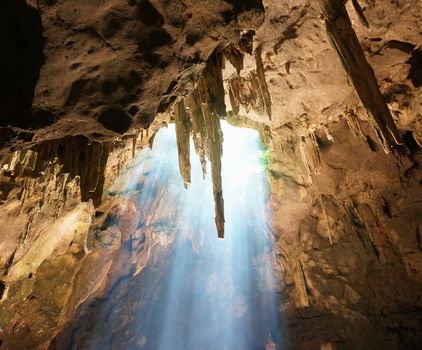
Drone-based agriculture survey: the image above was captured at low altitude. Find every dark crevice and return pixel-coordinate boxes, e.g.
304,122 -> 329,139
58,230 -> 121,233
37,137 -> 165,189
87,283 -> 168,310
384,40 -> 415,53
0,0 -> 44,128
404,131 -> 421,154
381,197 -> 393,219
65,79 -> 89,106
0,281 -> 5,299
97,105 -> 132,134
136,0 -> 164,26
228,0 -> 265,16
408,47 -> 422,88
366,135 -> 379,152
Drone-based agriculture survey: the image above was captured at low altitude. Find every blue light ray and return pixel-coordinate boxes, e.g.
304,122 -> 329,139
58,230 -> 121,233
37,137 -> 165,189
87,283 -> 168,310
127,121 -> 281,350
76,121 -> 281,350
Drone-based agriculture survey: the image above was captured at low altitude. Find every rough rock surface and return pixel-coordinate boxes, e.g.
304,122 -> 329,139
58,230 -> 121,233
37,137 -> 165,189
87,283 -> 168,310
0,0 -> 422,349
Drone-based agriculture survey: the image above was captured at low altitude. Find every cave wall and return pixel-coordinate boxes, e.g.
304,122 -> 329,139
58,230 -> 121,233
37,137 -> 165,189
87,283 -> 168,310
0,115 -> 169,349
224,1 -> 422,348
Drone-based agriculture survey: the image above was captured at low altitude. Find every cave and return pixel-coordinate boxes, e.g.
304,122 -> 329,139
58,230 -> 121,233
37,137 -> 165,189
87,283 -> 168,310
0,1 -> 422,350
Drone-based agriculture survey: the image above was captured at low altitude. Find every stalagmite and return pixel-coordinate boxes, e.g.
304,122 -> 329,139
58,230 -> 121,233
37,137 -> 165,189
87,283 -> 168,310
175,100 -> 192,188
318,0 -> 402,152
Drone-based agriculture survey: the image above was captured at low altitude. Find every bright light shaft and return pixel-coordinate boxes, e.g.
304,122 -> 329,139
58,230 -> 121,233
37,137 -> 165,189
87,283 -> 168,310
124,121 -> 281,350
96,121 -> 281,350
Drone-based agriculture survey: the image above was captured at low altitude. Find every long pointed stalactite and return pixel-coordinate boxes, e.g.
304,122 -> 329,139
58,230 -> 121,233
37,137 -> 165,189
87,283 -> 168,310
174,53 -> 226,238
254,45 -> 272,120
318,0 -> 402,152
175,100 -> 192,188
187,90 -> 208,178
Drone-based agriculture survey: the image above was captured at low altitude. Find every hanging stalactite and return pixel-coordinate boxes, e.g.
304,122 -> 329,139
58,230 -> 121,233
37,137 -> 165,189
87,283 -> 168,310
254,45 -> 272,120
225,42 -> 273,121
186,90 -> 208,178
175,99 -> 192,188
174,51 -> 226,238
318,0 -> 402,153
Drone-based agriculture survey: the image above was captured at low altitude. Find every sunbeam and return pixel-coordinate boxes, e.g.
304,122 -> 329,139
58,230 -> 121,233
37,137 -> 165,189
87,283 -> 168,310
70,121 -> 281,350
129,121 -> 281,350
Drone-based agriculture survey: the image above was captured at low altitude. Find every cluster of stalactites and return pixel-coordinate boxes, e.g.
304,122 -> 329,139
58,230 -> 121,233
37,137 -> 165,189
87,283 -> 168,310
225,44 -> 272,121
1,137 -> 114,208
174,53 -> 226,238
318,0 -> 402,152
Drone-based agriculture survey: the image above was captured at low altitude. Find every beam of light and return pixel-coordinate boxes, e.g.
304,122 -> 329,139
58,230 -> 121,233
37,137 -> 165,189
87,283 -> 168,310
130,121 -> 281,350
75,121 -> 281,349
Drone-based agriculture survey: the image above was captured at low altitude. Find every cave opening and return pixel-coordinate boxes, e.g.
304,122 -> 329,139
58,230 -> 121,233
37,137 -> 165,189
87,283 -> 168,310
58,121 -> 282,349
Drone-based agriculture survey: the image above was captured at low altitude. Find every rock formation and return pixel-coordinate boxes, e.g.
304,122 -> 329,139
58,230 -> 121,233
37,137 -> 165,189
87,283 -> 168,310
175,52 -> 226,238
0,0 -> 421,349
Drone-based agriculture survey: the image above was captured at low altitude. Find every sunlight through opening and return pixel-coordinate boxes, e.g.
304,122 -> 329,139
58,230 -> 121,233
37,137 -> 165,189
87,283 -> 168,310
101,121 -> 281,350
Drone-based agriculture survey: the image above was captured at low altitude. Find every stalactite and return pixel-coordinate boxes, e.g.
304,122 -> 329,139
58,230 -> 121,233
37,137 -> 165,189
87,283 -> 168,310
223,30 -> 257,116
309,131 -> 322,174
351,0 -> 369,28
1,133 -> 143,210
222,29 -> 255,75
30,137 -> 113,207
227,77 -> 241,116
299,130 -> 322,179
223,43 -> 244,75
174,100 -> 192,188
318,0 -> 402,153
226,59 -> 272,120
186,90 -> 207,178
196,54 -> 225,238
198,100 -> 225,239
254,46 -> 272,120
199,53 -> 226,118
299,138 -> 312,179
345,109 -> 365,138
343,200 -> 380,257
176,51 -> 226,238
131,134 -> 137,158
227,72 -> 266,117
294,259 -> 309,308
319,194 -> 334,245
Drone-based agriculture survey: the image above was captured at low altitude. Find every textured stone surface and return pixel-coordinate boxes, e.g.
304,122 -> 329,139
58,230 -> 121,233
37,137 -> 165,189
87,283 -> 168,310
0,0 -> 422,349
